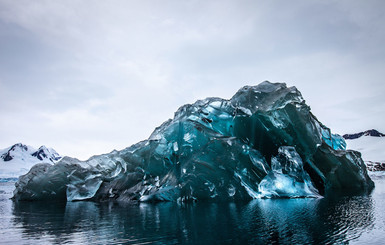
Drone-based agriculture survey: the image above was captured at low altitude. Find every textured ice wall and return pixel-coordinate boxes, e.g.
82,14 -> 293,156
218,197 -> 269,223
12,82 -> 374,202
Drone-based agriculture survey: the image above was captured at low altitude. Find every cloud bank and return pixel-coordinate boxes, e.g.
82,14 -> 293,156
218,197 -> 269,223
0,0 -> 384,159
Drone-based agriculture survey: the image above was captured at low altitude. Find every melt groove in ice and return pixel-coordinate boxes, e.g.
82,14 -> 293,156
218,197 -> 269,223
13,81 -> 374,202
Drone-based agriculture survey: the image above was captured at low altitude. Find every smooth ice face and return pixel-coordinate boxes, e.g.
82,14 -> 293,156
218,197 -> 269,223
12,81 -> 374,202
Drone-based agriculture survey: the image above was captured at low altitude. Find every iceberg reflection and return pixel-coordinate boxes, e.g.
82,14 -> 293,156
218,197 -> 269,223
12,194 -> 374,244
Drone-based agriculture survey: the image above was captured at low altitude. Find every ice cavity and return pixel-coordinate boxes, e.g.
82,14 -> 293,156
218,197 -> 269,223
259,146 -> 320,198
12,81 -> 374,202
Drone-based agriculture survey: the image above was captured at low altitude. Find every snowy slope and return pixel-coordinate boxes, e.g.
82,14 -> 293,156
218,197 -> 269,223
0,143 -> 62,178
345,130 -> 385,171
346,136 -> 385,163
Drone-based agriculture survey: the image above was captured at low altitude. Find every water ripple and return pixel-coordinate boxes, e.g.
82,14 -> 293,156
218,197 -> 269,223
0,179 -> 382,244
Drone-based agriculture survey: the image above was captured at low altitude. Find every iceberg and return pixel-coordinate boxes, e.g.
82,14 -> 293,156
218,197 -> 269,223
12,81 -> 374,202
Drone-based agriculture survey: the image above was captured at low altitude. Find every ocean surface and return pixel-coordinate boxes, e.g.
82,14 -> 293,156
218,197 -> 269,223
1,174 -> 385,244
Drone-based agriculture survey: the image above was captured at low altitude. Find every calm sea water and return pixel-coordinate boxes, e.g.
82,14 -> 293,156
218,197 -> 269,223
1,174 -> 385,244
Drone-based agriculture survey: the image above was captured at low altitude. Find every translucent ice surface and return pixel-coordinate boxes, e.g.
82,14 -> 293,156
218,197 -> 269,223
258,146 -> 321,198
12,82 -> 374,202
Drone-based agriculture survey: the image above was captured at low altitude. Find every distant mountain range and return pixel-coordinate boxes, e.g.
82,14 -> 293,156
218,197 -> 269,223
343,129 -> 385,140
0,143 -> 62,178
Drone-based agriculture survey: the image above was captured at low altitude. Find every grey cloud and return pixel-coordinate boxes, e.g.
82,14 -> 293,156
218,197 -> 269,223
0,0 -> 384,159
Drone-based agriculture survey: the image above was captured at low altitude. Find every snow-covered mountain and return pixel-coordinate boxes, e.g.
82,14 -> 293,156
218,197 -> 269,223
0,143 -> 62,178
344,130 -> 385,171
343,129 -> 385,140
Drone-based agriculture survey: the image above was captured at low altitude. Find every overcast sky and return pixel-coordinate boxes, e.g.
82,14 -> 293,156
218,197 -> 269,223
0,0 -> 384,160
